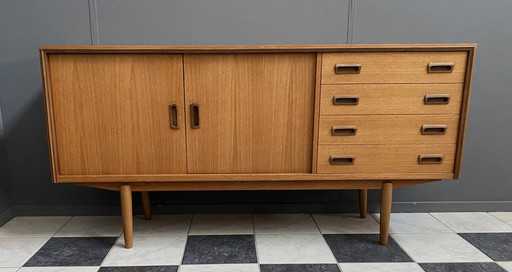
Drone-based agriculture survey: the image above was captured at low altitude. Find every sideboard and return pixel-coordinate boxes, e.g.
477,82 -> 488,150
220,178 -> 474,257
39,44 -> 476,248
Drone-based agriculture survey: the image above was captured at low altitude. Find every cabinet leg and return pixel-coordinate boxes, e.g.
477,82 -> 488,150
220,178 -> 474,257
120,185 -> 133,249
380,182 -> 393,245
359,189 -> 368,218
141,191 -> 151,220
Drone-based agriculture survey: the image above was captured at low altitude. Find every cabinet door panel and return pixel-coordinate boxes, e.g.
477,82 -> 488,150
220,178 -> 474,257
184,53 -> 316,173
49,54 -> 186,175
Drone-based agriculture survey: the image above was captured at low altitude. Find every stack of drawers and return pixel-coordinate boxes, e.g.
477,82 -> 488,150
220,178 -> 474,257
317,51 -> 468,178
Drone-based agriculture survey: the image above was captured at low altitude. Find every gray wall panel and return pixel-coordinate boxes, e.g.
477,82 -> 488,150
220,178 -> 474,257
97,0 -> 349,45
354,0 -> 512,202
0,0 -> 93,206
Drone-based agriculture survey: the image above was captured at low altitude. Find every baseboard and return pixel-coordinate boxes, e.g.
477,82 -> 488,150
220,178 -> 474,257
0,206 -> 16,226
3,201 -> 512,220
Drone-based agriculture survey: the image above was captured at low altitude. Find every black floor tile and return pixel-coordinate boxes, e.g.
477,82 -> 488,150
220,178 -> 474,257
323,234 -> 412,262
260,264 -> 341,272
459,233 -> 512,261
182,235 -> 257,264
24,237 -> 117,266
99,266 -> 178,272
420,263 -> 507,272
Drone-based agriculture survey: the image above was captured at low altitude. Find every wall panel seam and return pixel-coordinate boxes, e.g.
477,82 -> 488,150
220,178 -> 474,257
88,0 -> 100,45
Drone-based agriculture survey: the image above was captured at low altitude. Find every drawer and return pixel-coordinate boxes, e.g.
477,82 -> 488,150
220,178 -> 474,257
322,52 -> 467,84
317,144 -> 456,174
320,84 -> 462,115
319,115 -> 459,145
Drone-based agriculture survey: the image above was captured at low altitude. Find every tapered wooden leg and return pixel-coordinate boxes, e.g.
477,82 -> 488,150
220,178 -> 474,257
380,182 -> 393,245
359,189 -> 368,218
120,185 -> 133,249
141,191 -> 151,220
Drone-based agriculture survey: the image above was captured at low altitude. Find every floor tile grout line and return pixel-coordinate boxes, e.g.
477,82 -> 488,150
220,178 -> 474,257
487,212 -> 512,228
310,213 -> 340,264
16,236 -> 52,268
251,214 -> 261,268
50,216 -> 73,238
426,212 -> 457,234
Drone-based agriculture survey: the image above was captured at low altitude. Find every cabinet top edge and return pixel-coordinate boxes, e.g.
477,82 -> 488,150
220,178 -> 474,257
39,43 -> 477,54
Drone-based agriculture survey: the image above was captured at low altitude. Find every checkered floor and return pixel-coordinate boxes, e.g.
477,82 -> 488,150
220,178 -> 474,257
1,212 -> 512,271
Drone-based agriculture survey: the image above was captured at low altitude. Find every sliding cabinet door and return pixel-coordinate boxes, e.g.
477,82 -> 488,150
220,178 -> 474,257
48,54 -> 186,175
184,53 -> 316,173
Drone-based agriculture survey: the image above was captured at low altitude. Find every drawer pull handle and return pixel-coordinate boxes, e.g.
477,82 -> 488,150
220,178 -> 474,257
424,94 -> 450,105
334,64 -> 361,74
418,154 -> 444,164
330,155 -> 355,165
333,95 -> 359,105
428,62 -> 455,73
331,126 -> 357,136
421,125 -> 447,135
168,104 -> 179,129
190,104 -> 200,129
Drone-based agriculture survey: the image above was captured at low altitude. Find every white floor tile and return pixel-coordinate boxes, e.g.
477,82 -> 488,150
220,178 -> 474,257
312,214 -> 379,234
431,212 -> 512,233
101,235 -> 187,266
0,268 -> 18,272
189,214 -> 252,235
490,212 -> 512,226
54,216 -> 122,237
0,237 -> 48,267
498,262 -> 512,272
372,213 -> 452,233
253,214 -> 319,234
134,215 -> 191,235
179,264 -> 259,272
0,217 -> 70,237
256,234 -> 336,264
17,267 -> 99,272
338,263 -> 425,272
392,233 -> 492,263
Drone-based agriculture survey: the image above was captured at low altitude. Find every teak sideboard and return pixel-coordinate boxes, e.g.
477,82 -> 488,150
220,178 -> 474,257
39,44 -> 476,248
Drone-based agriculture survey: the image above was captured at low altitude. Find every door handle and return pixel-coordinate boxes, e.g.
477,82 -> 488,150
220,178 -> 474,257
190,104 -> 200,129
168,104 -> 179,129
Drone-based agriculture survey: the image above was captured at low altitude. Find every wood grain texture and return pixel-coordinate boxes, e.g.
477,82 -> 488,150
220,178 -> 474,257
56,172 -> 454,182
40,50 -> 59,182
39,44 -> 477,54
75,179 -> 438,191
320,84 -> 463,115
317,144 -> 456,175
184,53 -> 316,173
311,53 -> 323,173
454,49 -> 476,178
319,115 -> 459,145
322,52 -> 467,84
380,182 -> 393,245
48,54 -> 187,175
120,184 -> 133,248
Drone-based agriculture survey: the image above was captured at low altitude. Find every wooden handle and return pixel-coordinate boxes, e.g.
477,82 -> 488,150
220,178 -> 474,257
333,95 -> 359,105
424,94 -> 450,105
331,126 -> 357,136
428,62 -> 454,73
334,64 -> 361,74
330,155 -> 355,165
168,104 -> 179,129
418,154 -> 444,164
421,125 -> 447,135
190,104 -> 200,129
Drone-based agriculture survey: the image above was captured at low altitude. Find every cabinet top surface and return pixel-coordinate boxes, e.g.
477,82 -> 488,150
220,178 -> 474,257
39,44 -> 477,53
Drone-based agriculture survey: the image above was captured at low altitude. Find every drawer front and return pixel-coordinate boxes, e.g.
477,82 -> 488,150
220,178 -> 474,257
322,52 -> 467,84
320,84 -> 462,115
318,144 -> 455,174
319,115 -> 459,145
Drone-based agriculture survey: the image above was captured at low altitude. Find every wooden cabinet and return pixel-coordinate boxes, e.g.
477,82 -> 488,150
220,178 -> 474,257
39,44 -> 476,248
